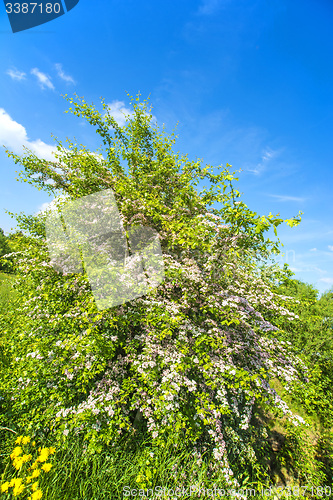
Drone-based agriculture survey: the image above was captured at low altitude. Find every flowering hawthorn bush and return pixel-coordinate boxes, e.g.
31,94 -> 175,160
0,94 -> 311,486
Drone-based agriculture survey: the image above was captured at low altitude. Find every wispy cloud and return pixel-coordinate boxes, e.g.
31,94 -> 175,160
31,68 -> 54,90
197,0 -> 230,15
309,248 -> 317,252
6,68 -> 26,81
247,147 -> 280,175
318,277 -> 333,285
55,63 -> 76,84
0,108 -> 56,161
267,194 -> 306,203
276,227 -> 333,244
328,245 -> 333,251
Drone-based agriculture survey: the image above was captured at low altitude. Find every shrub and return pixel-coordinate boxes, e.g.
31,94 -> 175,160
1,93 -> 317,487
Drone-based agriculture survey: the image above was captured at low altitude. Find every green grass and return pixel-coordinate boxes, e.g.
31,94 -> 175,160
0,430 -> 320,500
0,273 -> 16,316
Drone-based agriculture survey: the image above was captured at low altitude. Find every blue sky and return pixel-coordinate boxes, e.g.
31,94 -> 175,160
0,0 -> 332,296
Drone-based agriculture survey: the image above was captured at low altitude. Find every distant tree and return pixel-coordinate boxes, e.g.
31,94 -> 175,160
273,276 -> 333,356
272,275 -> 333,430
0,228 -> 11,272
318,287 -> 333,332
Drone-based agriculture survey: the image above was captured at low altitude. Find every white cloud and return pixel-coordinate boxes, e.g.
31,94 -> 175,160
0,108 -> 56,161
309,248 -> 317,252
55,63 -> 76,84
36,194 -> 70,215
268,194 -> 306,202
31,68 -> 55,90
6,68 -> 26,81
91,151 -> 105,162
37,201 -> 55,214
106,100 -> 157,128
328,245 -> 333,251
105,101 -> 135,127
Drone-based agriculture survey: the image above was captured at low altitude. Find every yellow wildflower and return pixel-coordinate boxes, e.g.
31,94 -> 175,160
31,490 -> 43,500
31,469 -> 41,478
41,463 -> 52,473
31,482 -> 39,492
13,483 -> 25,496
22,453 -> 33,463
26,476 -> 33,484
13,458 -> 24,470
37,447 -> 41,453
22,436 -> 31,445
48,446 -> 56,454
32,441 -> 36,447
37,449 -> 49,463
1,482 -> 10,492
15,436 -> 23,445
10,446 -> 23,459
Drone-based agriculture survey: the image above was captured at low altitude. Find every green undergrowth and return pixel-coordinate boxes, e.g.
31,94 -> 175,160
1,426 -> 332,500
0,273 -> 17,316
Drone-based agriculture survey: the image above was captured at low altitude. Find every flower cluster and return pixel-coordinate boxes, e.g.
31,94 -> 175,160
0,435 -> 56,499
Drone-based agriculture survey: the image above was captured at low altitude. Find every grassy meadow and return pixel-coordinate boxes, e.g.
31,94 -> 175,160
0,270 -> 332,500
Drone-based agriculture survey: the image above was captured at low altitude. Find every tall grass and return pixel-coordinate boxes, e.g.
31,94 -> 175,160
0,273 -> 16,316
0,430 -> 312,500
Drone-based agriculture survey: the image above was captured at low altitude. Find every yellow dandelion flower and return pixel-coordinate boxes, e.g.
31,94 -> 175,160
10,446 -> 23,459
41,463 -> 52,473
48,447 -> 56,454
22,436 -> 31,445
15,436 -> 23,445
13,458 -> 24,470
13,483 -> 25,496
31,490 -> 43,500
30,460 -> 39,470
26,476 -> 33,484
1,482 -> 10,493
31,482 -> 39,492
37,450 -> 49,463
31,469 -> 41,478
32,441 -> 36,447
22,454 -> 33,463
9,478 -> 23,491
